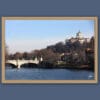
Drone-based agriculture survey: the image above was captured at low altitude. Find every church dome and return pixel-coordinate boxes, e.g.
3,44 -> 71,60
76,31 -> 83,39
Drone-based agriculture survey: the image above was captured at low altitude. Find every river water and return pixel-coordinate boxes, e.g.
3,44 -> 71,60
5,67 -> 94,80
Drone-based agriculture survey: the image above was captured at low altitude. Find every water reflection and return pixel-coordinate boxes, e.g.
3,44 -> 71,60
5,66 -> 94,80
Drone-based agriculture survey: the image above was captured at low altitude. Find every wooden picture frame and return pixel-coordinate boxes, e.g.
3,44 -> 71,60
2,17 -> 98,84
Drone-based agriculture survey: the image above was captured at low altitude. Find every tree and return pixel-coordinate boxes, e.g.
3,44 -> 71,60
55,42 -> 66,53
39,49 -> 60,63
5,45 -> 9,61
47,42 -> 67,53
22,52 -> 30,60
31,50 -> 41,58
90,36 -> 94,49
13,52 -> 23,60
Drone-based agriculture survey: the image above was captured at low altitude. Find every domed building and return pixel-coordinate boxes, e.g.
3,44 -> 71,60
76,31 -> 83,39
76,31 -> 85,44
69,31 -> 90,44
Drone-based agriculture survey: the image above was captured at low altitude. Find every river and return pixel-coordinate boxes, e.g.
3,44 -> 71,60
5,67 -> 94,80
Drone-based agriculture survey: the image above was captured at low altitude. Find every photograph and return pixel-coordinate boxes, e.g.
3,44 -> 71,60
2,17 -> 98,83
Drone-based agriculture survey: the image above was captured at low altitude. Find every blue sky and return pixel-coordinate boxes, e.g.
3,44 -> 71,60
5,20 -> 94,54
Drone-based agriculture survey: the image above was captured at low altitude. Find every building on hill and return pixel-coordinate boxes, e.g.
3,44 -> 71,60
66,31 -> 91,44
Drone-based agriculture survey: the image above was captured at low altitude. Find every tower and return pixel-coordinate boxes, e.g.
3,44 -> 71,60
76,31 -> 83,39
40,56 -> 43,62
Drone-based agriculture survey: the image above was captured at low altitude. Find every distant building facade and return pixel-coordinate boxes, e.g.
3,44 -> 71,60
68,31 -> 91,44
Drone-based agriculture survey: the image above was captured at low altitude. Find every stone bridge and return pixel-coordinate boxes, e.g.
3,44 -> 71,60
6,57 -> 43,69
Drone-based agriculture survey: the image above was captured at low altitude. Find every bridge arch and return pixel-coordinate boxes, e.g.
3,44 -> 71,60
20,63 -> 38,68
6,58 -> 42,69
6,63 -> 17,68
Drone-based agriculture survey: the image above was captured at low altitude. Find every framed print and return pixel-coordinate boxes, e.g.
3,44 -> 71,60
2,17 -> 98,83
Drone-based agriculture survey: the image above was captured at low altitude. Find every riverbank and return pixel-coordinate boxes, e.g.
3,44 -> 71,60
37,61 -> 93,71
6,63 -> 94,71
37,64 -> 93,71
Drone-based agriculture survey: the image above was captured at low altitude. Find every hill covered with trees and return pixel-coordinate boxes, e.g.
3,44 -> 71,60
6,36 -> 94,70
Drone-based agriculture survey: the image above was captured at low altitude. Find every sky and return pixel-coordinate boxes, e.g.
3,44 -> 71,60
5,20 -> 94,54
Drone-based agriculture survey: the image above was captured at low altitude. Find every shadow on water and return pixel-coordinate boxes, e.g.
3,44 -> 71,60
21,63 -> 38,68
6,63 -> 17,68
